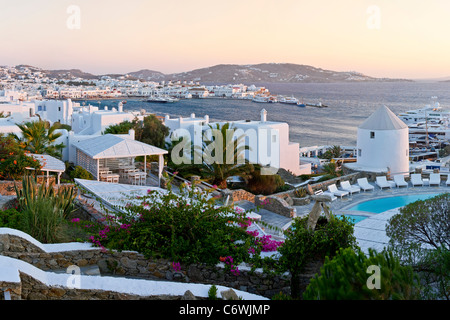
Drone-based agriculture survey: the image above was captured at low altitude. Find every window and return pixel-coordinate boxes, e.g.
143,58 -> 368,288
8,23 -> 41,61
370,131 -> 375,139
272,135 -> 277,143
58,107 -> 61,111
358,149 -> 362,157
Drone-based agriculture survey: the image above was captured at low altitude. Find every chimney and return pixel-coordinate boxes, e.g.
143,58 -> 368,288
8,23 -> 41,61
261,109 -> 267,122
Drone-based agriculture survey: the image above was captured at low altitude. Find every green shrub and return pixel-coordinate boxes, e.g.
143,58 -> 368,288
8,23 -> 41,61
21,197 -> 65,243
386,193 -> 450,300
208,285 -> 219,300
14,175 -> 76,243
293,188 -> 307,198
246,169 -> 285,195
69,165 -> 94,180
0,134 -> 41,180
303,247 -> 421,300
86,181 -> 258,265
277,215 -> 357,299
0,208 -> 22,229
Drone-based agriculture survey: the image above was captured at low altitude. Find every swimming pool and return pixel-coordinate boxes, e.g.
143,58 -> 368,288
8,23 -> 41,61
338,215 -> 369,224
347,193 -> 443,214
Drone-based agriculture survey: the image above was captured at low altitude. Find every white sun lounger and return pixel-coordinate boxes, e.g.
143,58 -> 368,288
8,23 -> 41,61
314,189 -> 337,202
376,176 -> 393,189
340,181 -> 361,194
393,175 -> 408,188
357,178 -> 374,192
410,174 -> 424,187
327,184 -> 349,198
429,173 -> 441,186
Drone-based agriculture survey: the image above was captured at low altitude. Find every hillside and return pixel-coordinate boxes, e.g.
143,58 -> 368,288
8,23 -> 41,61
6,63 -> 412,83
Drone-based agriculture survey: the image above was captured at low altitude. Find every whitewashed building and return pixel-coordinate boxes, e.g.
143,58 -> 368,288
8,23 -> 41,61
35,99 -> 75,125
166,109 -> 310,176
346,105 -> 410,175
71,102 -> 142,135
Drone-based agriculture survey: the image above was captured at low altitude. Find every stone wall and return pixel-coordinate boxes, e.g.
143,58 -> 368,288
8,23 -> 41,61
254,195 -> 296,218
222,188 -> 256,203
187,264 -> 290,298
11,273 -> 204,300
0,231 -> 290,299
0,180 -> 73,196
0,281 -> 21,300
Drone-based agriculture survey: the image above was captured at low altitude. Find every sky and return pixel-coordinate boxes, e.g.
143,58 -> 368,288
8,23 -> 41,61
1,0 -> 450,79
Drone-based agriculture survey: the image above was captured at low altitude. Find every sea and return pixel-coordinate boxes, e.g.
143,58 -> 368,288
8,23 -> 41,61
82,81 -> 450,148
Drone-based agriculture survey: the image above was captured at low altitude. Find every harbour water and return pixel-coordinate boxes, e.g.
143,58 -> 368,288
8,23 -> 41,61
84,81 -> 450,147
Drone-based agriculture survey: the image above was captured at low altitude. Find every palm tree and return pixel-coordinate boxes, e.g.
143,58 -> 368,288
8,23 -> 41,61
13,120 -> 65,158
194,123 -> 254,188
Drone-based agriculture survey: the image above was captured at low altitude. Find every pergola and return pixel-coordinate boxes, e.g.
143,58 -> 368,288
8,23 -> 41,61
26,154 -> 66,186
72,134 -> 168,186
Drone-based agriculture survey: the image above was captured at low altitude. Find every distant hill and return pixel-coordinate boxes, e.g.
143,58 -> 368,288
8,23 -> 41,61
44,69 -> 99,80
138,63 -> 411,83
127,69 -> 166,81
9,63 -> 413,83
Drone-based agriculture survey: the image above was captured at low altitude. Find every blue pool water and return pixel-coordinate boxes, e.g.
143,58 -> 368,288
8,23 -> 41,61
347,193 -> 442,214
338,215 -> 369,224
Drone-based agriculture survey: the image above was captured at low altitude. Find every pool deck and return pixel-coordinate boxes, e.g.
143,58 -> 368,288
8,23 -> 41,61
259,183 -> 449,254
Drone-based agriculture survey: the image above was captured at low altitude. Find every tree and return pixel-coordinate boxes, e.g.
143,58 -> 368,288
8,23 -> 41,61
103,120 -> 135,135
134,115 -> 169,149
246,166 -> 285,195
303,247 -> 421,300
0,134 -> 41,180
277,214 -> 357,299
103,115 -> 169,149
386,193 -> 449,258
386,193 -> 450,299
320,145 -> 342,160
194,123 -> 254,188
13,120 -> 65,158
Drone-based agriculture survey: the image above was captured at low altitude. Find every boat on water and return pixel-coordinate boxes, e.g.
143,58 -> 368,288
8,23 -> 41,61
252,95 -> 270,103
398,97 -> 450,151
278,95 -> 299,105
306,102 -> 325,108
268,95 -> 278,103
398,98 -> 450,125
146,95 -> 179,103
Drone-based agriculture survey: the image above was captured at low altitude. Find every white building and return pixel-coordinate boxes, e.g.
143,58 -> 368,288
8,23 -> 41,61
346,105 -> 410,175
166,109 -> 310,176
71,102 -> 142,135
35,99 -> 75,125
188,87 -> 209,98
0,100 -> 38,135
164,113 -> 209,144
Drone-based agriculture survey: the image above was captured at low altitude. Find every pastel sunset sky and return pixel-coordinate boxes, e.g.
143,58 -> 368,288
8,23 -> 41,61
1,0 -> 449,79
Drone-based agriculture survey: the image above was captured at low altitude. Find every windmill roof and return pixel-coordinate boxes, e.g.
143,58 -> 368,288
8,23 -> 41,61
359,105 -> 408,130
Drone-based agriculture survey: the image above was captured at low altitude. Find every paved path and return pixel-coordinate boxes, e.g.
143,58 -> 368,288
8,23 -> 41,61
236,184 -> 449,253
235,200 -> 292,238
298,184 -> 449,253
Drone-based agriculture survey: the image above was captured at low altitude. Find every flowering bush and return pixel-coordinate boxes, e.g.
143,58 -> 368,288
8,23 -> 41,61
0,134 -> 41,180
83,181 -> 261,265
